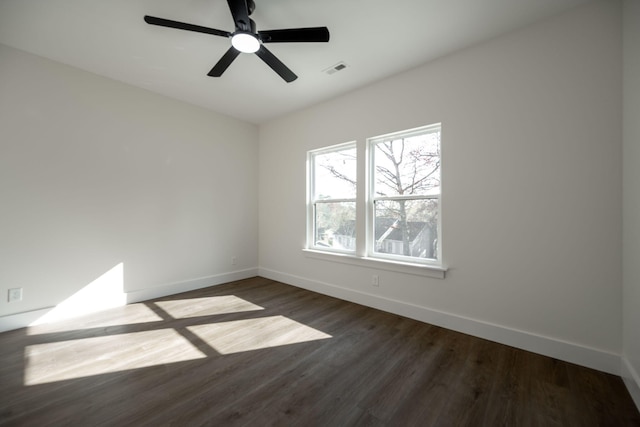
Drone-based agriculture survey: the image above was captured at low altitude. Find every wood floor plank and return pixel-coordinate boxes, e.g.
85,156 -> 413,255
1,277 -> 638,426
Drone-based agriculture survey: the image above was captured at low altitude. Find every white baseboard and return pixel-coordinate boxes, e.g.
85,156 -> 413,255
126,268 -> 259,303
0,307 -> 53,333
0,268 -> 258,334
1,266 -> 624,379
258,267 -> 621,376
622,356 -> 640,411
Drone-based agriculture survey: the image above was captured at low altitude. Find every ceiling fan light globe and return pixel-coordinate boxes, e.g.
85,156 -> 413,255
231,33 -> 260,53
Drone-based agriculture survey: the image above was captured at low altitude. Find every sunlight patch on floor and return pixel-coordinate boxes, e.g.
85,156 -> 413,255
155,295 -> 264,318
24,329 -> 206,385
187,315 -> 332,354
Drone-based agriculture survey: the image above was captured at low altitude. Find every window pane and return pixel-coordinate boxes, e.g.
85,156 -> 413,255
314,147 -> 357,199
373,131 -> 440,197
314,202 -> 356,251
374,199 -> 438,259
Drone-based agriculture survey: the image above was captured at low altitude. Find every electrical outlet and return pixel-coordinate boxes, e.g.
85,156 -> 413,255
232,257 -> 237,266
372,275 -> 379,287
8,288 -> 23,302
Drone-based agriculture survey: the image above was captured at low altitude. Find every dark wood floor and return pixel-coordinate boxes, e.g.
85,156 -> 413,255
1,277 -> 638,426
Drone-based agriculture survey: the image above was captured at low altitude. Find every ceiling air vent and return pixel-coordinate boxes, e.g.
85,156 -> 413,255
324,62 -> 348,75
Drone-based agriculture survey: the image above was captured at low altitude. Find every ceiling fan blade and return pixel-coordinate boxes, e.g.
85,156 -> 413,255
207,47 -> 241,77
255,46 -> 297,83
227,0 -> 252,32
259,27 -> 330,43
144,16 -> 230,38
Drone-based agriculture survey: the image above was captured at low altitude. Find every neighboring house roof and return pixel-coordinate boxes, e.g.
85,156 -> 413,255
374,218 -> 428,242
334,218 -> 430,242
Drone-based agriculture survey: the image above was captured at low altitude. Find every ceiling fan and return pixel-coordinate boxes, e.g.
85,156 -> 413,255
144,0 -> 330,83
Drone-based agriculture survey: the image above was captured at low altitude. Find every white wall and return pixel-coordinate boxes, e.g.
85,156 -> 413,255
0,44 -> 259,322
623,0 -> 640,408
259,1 -> 623,373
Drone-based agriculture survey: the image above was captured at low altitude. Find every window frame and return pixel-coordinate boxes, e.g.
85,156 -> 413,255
307,141 -> 358,255
305,124 -> 445,278
366,124 -> 442,267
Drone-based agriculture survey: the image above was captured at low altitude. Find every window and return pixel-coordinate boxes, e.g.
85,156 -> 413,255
307,123 -> 442,270
368,124 -> 441,264
308,142 -> 357,253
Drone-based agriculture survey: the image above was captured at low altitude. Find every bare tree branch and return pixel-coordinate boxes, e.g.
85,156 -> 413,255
322,164 -> 356,188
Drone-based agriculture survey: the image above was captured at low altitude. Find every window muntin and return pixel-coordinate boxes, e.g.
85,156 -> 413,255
309,143 -> 357,252
369,124 -> 441,264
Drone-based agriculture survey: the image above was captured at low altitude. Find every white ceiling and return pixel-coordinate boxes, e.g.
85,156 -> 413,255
0,0 -> 593,124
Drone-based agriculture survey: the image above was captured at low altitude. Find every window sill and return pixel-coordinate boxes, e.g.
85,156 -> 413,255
302,249 -> 447,279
